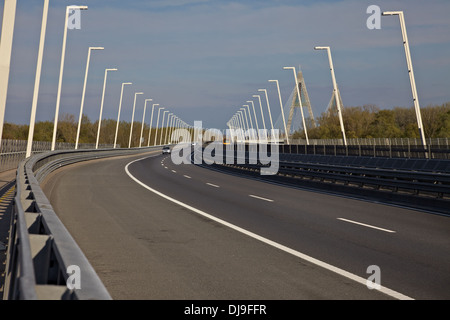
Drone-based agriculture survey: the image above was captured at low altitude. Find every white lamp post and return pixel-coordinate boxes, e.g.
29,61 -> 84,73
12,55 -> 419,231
237,111 -> 246,141
269,79 -> 289,145
240,107 -> 250,135
164,113 -> 173,145
247,100 -> 259,138
154,107 -> 165,146
76,46 -> 104,150
96,68 -> 117,149
252,94 -> 266,132
148,103 -> 158,146
25,0 -> 49,158
113,82 -> 132,149
244,104 -> 254,141
52,5 -> 88,151
0,0 -> 17,148
238,112 -> 246,141
258,89 -> 274,140
313,47 -> 346,146
160,110 -> 169,145
139,99 -> 152,147
283,66 -> 309,145
128,92 -> 144,148
382,11 -> 426,148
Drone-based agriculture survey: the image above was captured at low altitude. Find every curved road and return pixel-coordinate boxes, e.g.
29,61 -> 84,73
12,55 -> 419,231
41,150 -> 450,299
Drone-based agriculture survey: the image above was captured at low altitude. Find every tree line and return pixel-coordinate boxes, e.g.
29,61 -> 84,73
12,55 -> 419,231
293,102 -> 450,140
2,113 -> 170,148
3,102 -> 450,145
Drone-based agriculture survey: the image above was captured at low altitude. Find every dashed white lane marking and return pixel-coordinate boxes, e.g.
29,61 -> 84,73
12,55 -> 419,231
337,218 -> 396,233
184,175 -> 192,179
125,156 -> 413,300
206,183 -> 220,188
249,194 -> 274,202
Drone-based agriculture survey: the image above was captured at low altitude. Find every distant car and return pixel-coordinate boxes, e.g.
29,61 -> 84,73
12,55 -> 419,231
162,146 -> 171,154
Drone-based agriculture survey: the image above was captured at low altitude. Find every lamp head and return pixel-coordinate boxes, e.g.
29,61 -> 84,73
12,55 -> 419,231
68,5 -> 88,10
382,11 -> 401,16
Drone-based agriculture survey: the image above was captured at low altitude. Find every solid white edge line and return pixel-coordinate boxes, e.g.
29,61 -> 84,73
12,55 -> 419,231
249,194 -> 274,202
337,218 -> 396,233
125,156 -> 413,300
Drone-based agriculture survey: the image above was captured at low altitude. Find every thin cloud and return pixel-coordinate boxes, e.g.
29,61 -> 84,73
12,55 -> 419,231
3,0 -> 450,129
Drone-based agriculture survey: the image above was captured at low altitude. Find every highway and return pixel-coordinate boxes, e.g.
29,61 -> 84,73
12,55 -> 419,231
41,150 -> 450,300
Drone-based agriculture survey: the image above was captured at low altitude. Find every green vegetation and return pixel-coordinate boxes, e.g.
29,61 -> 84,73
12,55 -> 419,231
292,102 -> 450,139
2,113 -> 164,148
3,102 -> 450,145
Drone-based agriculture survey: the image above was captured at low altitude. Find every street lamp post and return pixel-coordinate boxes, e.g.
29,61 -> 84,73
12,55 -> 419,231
164,113 -> 172,145
0,0 -> 17,148
313,47 -> 346,146
147,103 -> 158,146
113,82 -> 132,148
240,107 -> 250,137
52,5 -> 88,151
128,92 -> 144,148
235,115 -> 242,141
96,68 -> 117,149
139,99 -> 152,147
154,107 -> 165,146
237,111 -> 246,141
160,110 -> 169,145
253,94 -> 266,132
258,89 -> 274,140
269,79 -> 289,145
382,11 -> 426,148
239,112 -> 246,142
283,66 -> 309,145
26,0 -> 49,158
76,47 -> 104,150
244,105 -> 254,141
247,100 -> 259,139
168,115 -> 176,144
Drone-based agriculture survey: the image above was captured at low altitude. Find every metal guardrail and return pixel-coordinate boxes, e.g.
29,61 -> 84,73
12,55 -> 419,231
0,139 -> 116,173
279,143 -> 450,159
3,146 -> 161,300
197,145 -> 450,215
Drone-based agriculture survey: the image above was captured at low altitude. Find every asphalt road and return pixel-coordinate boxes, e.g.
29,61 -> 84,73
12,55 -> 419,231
41,150 -> 450,300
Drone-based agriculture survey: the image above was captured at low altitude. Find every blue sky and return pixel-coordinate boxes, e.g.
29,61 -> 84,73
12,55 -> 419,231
2,0 -> 450,130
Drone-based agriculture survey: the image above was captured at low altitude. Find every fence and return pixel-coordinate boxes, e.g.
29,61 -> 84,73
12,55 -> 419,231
0,140 -> 115,173
290,137 -> 450,147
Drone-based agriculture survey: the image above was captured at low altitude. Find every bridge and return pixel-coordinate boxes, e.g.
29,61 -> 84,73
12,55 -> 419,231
0,1 -> 449,310
0,141 -> 449,302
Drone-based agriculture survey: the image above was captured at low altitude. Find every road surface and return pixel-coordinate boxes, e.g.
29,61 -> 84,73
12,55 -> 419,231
41,150 -> 450,299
